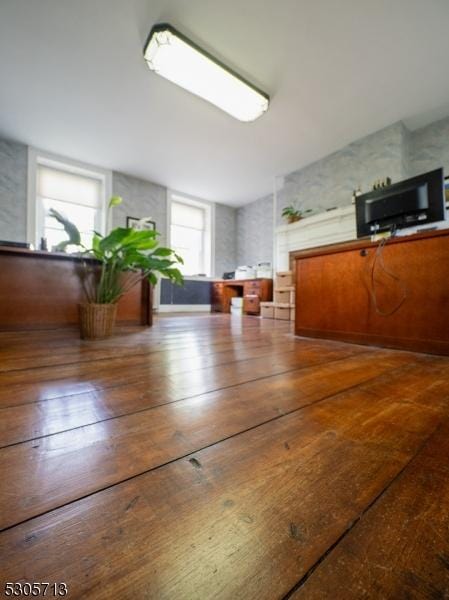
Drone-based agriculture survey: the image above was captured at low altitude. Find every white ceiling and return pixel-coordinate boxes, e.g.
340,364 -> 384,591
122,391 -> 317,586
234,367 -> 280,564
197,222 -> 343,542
1,0 -> 449,206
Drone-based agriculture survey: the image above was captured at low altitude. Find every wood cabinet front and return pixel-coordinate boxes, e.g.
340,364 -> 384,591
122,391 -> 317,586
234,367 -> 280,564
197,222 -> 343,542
294,230 -> 449,355
244,281 -> 261,295
211,283 -> 225,312
0,247 -> 151,330
243,295 -> 260,314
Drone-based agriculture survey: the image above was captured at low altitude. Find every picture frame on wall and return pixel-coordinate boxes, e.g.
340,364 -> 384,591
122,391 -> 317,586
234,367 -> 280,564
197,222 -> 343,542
126,216 -> 156,231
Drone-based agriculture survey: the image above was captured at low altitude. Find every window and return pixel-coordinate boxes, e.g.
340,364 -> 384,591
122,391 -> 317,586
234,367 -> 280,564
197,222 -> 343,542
28,149 -> 111,249
168,192 -> 213,276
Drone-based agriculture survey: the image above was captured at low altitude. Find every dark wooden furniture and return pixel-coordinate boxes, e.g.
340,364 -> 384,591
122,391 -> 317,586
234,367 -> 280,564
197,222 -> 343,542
294,229 -> 449,355
2,315 -> 449,597
0,246 -> 152,330
211,278 -> 273,315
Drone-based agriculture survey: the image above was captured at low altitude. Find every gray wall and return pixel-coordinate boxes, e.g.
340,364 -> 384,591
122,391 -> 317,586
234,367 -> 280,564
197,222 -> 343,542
236,116 -> 449,266
0,137 -> 27,242
276,122 -> 408,224
112,173 -> 236,277
215,203 -> 237,276
112,172 -> 168,245
236,193 -> 273,266
0,142 -> 235,277
410,116 -> 449,177
2,115 -> 449,271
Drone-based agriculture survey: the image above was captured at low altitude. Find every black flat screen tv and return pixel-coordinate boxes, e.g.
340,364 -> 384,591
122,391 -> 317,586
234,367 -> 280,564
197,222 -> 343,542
355,168 -> 445,238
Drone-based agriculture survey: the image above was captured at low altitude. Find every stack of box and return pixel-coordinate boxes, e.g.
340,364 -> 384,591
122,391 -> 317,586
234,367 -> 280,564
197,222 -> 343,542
230,296 -> 243,316
260,271 -> 295,321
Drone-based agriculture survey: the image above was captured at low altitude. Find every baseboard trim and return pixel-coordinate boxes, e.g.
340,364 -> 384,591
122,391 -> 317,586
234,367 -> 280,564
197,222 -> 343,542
158,304 -> 211,313
294,326 -> 449,356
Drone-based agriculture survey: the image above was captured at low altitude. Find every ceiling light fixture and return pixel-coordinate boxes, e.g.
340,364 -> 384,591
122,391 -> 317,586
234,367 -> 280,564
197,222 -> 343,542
144,24 -> 269,122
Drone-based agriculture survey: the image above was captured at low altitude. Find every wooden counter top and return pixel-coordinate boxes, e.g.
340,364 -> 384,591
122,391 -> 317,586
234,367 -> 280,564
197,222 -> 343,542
0,245 -> 96,262
292,227 -> 449,261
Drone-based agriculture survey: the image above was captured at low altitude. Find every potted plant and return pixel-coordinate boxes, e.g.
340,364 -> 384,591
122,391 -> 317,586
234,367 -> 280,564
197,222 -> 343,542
281,205 -> 312,224
50,196 -> 183,339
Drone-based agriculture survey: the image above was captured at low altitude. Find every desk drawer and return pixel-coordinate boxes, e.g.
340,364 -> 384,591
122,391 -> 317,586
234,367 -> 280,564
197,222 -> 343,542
244,281 -> 261,296
244,295 -> 260,314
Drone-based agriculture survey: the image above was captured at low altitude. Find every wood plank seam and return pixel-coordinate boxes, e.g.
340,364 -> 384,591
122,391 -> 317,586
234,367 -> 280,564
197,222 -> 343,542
0,332 -> 294,373
0,350 -> 380,449
0,343 -> 311,408
281,420 -> 445,599
0,358 -> 422,533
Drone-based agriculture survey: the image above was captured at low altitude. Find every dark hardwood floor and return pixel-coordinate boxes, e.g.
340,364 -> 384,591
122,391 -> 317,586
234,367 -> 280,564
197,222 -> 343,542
1,313 -> 449,599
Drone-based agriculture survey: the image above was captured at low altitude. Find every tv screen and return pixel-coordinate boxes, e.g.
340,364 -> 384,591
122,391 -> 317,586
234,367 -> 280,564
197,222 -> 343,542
356,168 -> 445,238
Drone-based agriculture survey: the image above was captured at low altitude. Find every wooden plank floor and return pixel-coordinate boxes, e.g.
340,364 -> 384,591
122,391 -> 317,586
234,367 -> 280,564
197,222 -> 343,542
1,314 -> 449,599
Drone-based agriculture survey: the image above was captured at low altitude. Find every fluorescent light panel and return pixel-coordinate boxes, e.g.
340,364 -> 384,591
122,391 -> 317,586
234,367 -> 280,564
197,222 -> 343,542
144,24 -> 269,122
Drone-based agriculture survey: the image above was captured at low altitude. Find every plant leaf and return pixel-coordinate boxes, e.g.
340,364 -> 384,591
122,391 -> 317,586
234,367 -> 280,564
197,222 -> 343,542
108,195 -> 123,207
151,247 -> 173,257
48,208 -> 81,247
98,228 -> 130,252
147,272 -> 158,286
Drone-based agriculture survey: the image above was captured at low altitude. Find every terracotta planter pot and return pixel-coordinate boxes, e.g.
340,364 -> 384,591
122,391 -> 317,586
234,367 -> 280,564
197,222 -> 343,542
288,215 -> 302,224
79,303 -> 117,340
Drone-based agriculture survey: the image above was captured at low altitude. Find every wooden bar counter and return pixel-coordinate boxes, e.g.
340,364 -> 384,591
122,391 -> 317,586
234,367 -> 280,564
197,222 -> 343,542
0,246 -> 151,330
293,228 -> 449,355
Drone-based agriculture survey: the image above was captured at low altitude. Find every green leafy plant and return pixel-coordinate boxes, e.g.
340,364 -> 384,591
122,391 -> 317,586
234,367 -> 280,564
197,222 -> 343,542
51,211 -> 81,252
281,205 -> 312,223
49,196 -> 183,304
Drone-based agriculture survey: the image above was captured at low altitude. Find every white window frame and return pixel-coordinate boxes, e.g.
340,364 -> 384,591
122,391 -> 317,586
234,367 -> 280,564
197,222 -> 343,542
27,147 -> 112,247
166,189 -> 215,277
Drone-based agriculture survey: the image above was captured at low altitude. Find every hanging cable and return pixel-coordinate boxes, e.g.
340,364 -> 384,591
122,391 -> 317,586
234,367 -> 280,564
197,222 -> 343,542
368,226 -> 407,316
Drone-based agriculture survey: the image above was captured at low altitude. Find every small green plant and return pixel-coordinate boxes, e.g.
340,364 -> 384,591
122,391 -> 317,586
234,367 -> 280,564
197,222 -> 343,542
49,196 -> 183,304
281,205 -> 312,223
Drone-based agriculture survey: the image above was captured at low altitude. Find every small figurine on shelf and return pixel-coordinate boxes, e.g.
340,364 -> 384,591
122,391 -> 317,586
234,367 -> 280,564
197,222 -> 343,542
40,237 -> 48,251
372,177 -> 392,191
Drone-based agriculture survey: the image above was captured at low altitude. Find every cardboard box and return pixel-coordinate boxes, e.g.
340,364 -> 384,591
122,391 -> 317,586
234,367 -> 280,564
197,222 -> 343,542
275,285 -> 295,292
274,290 -> 293,304
274,287 -> 295,304
275,271 -> 293,287
275,306 -> 291,320
261,304 -> 274,319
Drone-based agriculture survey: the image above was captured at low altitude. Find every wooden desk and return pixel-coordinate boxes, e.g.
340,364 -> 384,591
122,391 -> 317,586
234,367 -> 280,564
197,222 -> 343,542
0,246 -> 152,330
294,229 -> 449,355
212,278 -> 273,315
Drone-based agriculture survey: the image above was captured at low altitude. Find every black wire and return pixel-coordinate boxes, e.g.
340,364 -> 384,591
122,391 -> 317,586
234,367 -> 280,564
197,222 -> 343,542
368,227 -> 407,316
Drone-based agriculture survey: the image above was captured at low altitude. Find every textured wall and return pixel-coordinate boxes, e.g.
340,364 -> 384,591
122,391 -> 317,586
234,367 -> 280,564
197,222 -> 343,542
0,137 -> 27,242
112,172 -> 167,245
214,203 -> 237,276
236,194 -> 273,266
2,115 -> 449,268
410,116 -> 449,176
400,122 -> 412,179
235,121 -> 438,265
113,174 -> 236,277
276,122 -> 409,225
